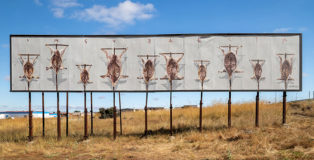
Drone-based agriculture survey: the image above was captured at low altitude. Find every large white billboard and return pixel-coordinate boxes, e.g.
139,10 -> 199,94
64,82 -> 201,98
10,34 -> 302,92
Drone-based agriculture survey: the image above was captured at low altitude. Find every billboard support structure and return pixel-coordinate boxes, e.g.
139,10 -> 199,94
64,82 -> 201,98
119,92 -> 122,135
42,92 -> 45,137
283,91 -> 287,124
66,92 -> 69,136
113,87 -> 117,139
90,92 -> 94,136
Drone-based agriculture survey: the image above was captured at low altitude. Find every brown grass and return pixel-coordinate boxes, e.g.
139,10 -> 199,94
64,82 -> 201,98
0,101 -> 313,160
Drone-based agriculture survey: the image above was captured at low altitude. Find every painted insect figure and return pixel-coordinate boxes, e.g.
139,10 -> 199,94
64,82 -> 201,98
160,52 -> 184,81
76,64 -> 92,87
138,55 -> 159,84
250,59 -> 265,86
218,44 -> 242,80
45,40 -> 69,74
19,54 -> 40,82
100,47 -> 128,87
277,53 -> 294,89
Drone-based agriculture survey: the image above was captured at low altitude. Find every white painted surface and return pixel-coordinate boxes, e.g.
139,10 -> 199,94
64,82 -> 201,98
11,35 -> 301,91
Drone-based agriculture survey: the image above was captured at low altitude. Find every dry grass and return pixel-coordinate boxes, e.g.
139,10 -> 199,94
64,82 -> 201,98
0,101 -> 313,160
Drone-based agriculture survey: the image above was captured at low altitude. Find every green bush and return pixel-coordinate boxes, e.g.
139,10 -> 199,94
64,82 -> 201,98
99,107 -> 114,119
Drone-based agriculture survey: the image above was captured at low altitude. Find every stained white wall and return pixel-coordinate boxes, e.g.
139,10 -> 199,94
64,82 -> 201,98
11,35 -> 301,91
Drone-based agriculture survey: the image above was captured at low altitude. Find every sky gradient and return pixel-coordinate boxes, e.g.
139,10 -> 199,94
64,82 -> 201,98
0,0 -> 313,112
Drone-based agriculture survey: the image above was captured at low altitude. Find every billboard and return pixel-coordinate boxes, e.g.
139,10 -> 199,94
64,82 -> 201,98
10,34 -> 302,92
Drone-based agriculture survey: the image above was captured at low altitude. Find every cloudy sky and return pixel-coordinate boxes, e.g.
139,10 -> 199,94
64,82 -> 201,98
0,0 -> 313,112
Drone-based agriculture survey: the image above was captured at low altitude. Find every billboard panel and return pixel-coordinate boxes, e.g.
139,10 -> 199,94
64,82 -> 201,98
10,34 -> 302,92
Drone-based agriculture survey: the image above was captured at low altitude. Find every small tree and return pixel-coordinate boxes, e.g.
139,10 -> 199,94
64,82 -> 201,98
99,107 -> 114,119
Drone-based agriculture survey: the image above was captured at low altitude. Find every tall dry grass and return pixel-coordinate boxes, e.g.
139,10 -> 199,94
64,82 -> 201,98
0,101 -> 313,159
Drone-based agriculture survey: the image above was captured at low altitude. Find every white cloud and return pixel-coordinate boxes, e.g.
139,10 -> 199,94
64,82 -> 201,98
51,0 -> 82,8
72,0 -> 155,26
34,0 -> 42,6
273,27 -> 292,33
1,44 -> 8,48
51,8 -> 64,18
50,0 -> 82,18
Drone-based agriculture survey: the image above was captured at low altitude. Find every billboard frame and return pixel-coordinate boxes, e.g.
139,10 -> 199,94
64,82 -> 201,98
10,33 -> 302,92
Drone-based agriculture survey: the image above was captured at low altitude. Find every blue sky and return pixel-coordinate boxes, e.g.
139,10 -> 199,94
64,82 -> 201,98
0,0 -> 313,112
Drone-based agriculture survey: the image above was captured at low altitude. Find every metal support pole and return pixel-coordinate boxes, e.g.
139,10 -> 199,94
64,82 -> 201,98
28,91 -> 33,141
144,84 -> 148,136
170,80 -> 173,136
282,91 -> 287,124
228,91 -> 231,128
113,87 -> 117,140
56,74 -> 61,140
255,91 -> 259,127
57,91 -> 61,139
66,92 -> 69,137
119,92 -> 122,135
42,92 -> 45,137
84,88 -> 88,139
199,83 -> 203,132
90,92 -> 94,136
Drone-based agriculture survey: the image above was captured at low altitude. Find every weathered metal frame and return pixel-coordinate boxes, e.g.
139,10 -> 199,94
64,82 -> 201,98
10,33 -> 302,92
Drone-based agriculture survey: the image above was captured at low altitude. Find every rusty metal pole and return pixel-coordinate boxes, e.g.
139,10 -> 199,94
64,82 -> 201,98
119,92 -> 122,135
56,75 -> 61,140
28,90 -> 33,141
84,86 -> 88,139
90,92 -> 94,136
42,92 -> 45,137
228,91 -> 231,128
113,87 -> 117,140
255,91 -> 259,127
170,80 -> 173,136
144,84 -> 148,136
66,92 -> 69,137
199,83 -> 203,132
228,80 -> 232,128
282,91 -> 287,124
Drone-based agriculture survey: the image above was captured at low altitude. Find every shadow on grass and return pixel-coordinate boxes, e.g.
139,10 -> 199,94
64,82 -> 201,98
0,125 -> 229,142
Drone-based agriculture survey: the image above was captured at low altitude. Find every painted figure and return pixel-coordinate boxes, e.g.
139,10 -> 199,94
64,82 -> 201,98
194,60 -> 210,84
45,42 -> 68,74
100,48 -> 128,87
160,53 -> 184,81
250,59 -> 265,89
19,54 -> 39,82
277,53 -> 294,89
218,44 -> 242,80
138,55 -> 159,84
76,64 -> 92,86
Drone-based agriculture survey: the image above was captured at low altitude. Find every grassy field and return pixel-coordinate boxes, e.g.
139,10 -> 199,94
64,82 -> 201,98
0,100 -> 313,160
